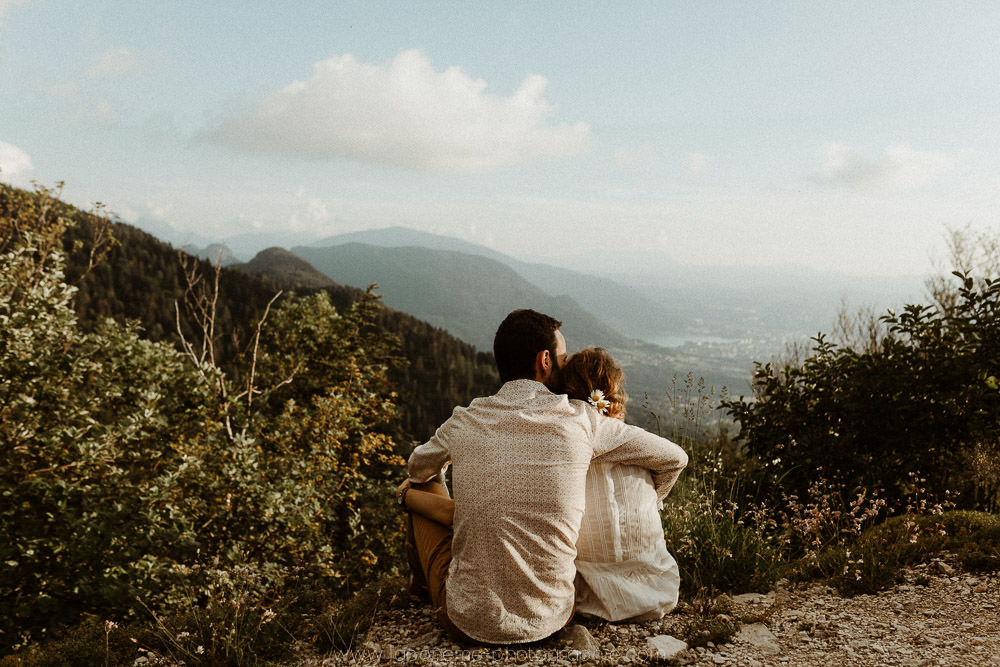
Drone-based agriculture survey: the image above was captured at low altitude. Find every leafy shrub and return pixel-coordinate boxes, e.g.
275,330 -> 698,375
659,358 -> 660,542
0,617 -> 146,667
790,509 -> 1000,595
925,511 -> 1000,572
0,186 -> 405,656
723,271 -> 1000,512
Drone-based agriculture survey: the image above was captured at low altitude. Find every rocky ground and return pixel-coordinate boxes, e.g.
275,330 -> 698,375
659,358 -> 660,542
306,556 -> 999,666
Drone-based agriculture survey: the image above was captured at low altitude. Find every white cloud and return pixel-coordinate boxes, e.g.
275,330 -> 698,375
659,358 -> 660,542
816,142 -> 955,191
0,140 -> 34,185
86,47 -> 146,80
289,190 -> 330,232
202,49 -> 592,173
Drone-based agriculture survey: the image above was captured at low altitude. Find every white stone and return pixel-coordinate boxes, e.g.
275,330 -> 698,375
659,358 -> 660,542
736,623 -> 781,655
646,635 -> 688,661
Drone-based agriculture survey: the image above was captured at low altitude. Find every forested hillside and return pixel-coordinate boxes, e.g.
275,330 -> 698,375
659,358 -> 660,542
0,185 -> 500,443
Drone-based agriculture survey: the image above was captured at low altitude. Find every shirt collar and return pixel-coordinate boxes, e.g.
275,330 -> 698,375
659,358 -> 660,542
497,378 -> 554,400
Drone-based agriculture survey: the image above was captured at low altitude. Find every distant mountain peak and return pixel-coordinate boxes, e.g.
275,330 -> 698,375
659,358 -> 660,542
238,247 -> 338,290
290,243 -> 629,351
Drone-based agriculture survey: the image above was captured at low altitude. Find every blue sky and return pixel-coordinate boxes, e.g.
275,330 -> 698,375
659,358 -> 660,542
2,1 -> 998,276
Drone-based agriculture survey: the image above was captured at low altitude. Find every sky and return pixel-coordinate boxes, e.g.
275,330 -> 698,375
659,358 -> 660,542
1,1 -> 999,277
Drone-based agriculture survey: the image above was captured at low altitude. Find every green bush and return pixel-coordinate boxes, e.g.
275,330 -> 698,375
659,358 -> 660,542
0,617 -> 148,667
0,187 -> 405,656
723,272 -> 1000,512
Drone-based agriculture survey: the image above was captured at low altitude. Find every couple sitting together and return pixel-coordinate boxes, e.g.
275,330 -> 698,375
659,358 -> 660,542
396,309 -> 688,646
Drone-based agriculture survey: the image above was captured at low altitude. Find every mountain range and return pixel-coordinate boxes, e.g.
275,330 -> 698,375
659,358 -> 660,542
303,228 -> 698,342
298,226 -> 924,343
235,240 -> 754,402
175,224 -> 929,406
172,222 -> 925,347
289,242 -> 630,352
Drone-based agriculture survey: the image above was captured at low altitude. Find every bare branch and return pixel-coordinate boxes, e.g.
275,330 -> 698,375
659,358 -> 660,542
68,203 -> 117,286
173,249 -> 301,441
239,290 -> 282,436
176,252 -> 218,367
174,300 -> 200,369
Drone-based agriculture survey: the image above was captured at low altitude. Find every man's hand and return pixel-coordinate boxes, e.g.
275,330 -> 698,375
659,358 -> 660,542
396,478 -> 412,507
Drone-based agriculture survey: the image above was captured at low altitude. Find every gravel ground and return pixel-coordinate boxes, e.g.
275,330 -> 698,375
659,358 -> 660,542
304,557 -> 1000,666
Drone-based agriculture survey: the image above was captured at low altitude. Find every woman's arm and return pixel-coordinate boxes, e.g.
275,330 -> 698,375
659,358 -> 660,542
591,421 -> 688,500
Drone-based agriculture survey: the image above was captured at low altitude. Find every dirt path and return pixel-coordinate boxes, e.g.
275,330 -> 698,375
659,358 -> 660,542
308,557 -> 1000,666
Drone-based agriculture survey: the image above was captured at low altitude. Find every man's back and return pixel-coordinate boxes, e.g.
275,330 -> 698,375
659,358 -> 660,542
445,380 -> 590,642
408,379 -> 687,644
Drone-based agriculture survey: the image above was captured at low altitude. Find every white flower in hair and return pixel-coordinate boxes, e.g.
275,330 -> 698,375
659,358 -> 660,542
589,389 -> 610,414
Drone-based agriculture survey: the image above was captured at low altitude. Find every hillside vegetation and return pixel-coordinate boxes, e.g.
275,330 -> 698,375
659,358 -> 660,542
2,184 -> 998,665
2,185 -> 500,443
3,184 -> 487,660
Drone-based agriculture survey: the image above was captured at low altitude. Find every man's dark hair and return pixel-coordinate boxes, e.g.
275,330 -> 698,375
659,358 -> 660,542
493,309 -> 562,383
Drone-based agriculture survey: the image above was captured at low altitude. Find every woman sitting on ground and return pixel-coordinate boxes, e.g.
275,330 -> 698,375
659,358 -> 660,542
561,347 -> 681,622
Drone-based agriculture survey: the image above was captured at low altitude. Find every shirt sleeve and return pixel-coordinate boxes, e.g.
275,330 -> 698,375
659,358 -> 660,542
590,416 -> 688,501
407,425 -> 453,484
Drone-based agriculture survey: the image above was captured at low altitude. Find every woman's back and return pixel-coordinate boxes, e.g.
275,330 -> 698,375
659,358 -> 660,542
575,461 -> 679,621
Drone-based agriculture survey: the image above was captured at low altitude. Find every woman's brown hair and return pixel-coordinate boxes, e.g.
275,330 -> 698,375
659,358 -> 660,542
561,347 -> 627,420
